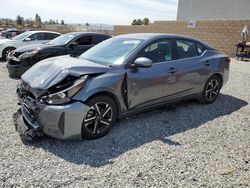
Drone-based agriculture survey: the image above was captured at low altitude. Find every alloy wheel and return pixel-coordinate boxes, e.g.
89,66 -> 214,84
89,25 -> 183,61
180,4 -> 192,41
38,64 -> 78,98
205,79 -> 220,102
84,102 -> 113,135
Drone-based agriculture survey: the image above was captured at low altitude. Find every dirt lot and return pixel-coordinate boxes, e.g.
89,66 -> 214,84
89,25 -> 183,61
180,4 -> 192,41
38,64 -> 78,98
0,59 -> 249,187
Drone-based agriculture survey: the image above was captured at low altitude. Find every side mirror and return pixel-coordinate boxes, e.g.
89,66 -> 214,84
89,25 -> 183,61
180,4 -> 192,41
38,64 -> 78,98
131,57 -> 152,68
24,37 -> 31,42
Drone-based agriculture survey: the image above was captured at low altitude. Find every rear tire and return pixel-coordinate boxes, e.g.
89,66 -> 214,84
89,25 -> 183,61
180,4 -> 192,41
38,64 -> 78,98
82,95 -> 117,139
2,47 -> 15,61
199,75 -> 222,104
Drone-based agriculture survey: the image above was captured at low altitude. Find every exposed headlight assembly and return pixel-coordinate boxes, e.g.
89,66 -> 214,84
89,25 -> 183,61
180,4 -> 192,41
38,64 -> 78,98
43,75 -> 88,105
18,51 -> 38,60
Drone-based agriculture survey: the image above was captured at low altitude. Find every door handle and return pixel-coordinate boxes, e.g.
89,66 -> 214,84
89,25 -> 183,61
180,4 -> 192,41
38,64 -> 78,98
204,61 -> 210,66
168,67 -> 176,74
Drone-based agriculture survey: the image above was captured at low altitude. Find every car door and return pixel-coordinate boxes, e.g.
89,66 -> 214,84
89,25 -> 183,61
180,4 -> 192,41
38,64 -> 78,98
169,39 -> 209,96
67,35 -> 94,56
126,39 -> 180,109
25,33 -> 48,45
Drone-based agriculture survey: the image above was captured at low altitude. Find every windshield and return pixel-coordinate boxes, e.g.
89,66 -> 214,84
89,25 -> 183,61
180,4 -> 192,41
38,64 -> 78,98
79,37 -> 144,65
48,33 -> 76,45
12,32 -> 31,41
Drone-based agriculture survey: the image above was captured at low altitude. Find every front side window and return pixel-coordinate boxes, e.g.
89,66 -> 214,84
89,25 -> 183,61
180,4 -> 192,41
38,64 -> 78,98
176,40 -> 198,59
29,33 -> 45,41
138,40 -> 173,63
80,37 -> 144,66
75,36 -> 92,45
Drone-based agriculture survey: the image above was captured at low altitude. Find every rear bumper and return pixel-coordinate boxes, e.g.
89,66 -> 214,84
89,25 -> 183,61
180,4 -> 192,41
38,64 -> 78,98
14,101 -> 90,140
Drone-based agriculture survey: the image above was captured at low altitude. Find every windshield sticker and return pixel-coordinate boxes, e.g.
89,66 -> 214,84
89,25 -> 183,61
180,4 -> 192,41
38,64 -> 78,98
122,40 -> 141,44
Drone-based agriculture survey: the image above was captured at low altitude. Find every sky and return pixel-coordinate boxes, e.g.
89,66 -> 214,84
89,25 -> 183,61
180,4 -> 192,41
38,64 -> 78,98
0,0 -> 179,25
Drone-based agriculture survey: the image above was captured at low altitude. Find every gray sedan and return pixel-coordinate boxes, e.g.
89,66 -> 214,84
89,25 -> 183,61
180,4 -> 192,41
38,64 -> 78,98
14,33 -> 230,141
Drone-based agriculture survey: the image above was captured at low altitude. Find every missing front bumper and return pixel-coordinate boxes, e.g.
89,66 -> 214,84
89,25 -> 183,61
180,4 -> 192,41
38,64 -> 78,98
13,101 -> 90,141
13,109 -> 44,142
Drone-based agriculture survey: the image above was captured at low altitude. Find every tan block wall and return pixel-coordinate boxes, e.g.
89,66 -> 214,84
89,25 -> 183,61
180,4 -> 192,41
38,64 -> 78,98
114,20 -> 250,56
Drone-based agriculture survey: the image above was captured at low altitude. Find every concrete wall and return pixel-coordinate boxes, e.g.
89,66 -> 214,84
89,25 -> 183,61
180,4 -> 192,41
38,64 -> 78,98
177,0 -> 250,20
114,20 -> 250,56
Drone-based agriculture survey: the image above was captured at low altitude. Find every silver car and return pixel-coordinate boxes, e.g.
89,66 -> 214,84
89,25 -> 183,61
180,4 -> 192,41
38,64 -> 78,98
0,31 -> 61,60
13,33 -> 230,141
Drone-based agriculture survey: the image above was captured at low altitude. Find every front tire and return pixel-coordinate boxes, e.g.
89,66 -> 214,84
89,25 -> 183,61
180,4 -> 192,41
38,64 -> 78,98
199,75 -> 222,104
82,95 -> 117,139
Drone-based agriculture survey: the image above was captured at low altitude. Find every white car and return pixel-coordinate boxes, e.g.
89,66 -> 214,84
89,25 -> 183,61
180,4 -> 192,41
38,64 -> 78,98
0,31 -> 61,60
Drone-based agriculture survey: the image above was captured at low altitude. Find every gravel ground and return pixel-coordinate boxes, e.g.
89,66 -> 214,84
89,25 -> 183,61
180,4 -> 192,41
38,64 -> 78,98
0,59 -> 249,187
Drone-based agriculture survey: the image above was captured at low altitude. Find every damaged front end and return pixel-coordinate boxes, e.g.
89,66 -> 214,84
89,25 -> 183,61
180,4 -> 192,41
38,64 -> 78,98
14,76 -> 91,141
13,56 -> 110,141
13,83 -> 46,141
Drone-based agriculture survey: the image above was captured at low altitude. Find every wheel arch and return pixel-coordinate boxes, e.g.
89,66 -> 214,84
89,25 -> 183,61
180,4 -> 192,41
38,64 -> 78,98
84,91 -> 122,117
211,72 -> 223,85
2,46 -> 16,57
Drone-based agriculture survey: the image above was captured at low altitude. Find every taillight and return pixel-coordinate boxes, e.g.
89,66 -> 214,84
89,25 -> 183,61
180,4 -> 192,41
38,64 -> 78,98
225,57 -> 231,63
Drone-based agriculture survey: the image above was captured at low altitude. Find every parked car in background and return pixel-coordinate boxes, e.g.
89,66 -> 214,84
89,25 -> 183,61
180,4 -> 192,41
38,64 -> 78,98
1,28 -> 21,39
6,32 -> 111,77
13,33 -> 230,141
0,30 -> 61,60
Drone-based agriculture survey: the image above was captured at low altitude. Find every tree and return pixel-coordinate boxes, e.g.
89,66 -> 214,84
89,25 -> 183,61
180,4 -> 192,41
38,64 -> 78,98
143,17 -> 150,25
0,19 -> 6,26
131,18 -> 151,25
131,19 -> 137,25
56,20 -> 59,25
35,13 -> 42,27
60,20 -> 65,25
131,19 -> 143,25
16,15 -> 24,25
136,19 -> 143,25
85,22 -> 90,27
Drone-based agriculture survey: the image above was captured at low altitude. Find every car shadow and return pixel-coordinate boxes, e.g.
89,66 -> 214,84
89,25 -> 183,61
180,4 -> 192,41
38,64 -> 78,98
25,94 -> 248,167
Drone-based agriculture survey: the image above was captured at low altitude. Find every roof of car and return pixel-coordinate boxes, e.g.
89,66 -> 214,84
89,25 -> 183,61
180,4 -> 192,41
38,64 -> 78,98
116,33 -> 213,49
26,30 -> 61,35
64,32 -> 111,36
116,33 -> 197,40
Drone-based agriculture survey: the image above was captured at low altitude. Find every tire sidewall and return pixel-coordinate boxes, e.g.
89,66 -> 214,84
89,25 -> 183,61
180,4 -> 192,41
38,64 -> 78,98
82,95 -> 117,139
201,75 -> 222,104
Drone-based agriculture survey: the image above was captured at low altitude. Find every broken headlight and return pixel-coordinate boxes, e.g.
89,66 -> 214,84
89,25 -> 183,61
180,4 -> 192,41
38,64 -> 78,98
43,75 -> 88,105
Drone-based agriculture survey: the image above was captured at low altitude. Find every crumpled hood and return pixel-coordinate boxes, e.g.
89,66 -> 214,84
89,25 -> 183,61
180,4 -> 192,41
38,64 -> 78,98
21,55 -> 110,97
0,38 -> 12,45
15,44 -> 50,53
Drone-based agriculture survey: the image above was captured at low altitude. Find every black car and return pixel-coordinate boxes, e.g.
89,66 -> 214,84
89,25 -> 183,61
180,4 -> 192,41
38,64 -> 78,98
1,29 -> 21,39
6,32 -> 111,78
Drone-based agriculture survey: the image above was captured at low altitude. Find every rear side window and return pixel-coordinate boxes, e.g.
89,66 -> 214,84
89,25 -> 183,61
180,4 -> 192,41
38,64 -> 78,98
196,43 -> 206,55
75,36 -> 92,45
29,33 -> 45,40
138,40 -> 173,63
92,35 -> 110,44
44,33 -> 60,40
176,40 -> 198,59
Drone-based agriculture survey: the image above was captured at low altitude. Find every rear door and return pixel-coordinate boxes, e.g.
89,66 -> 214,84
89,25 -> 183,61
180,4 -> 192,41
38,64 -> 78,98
127,38 -> 180,109
27,33 -> 48,45
169,39 -> 209,95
